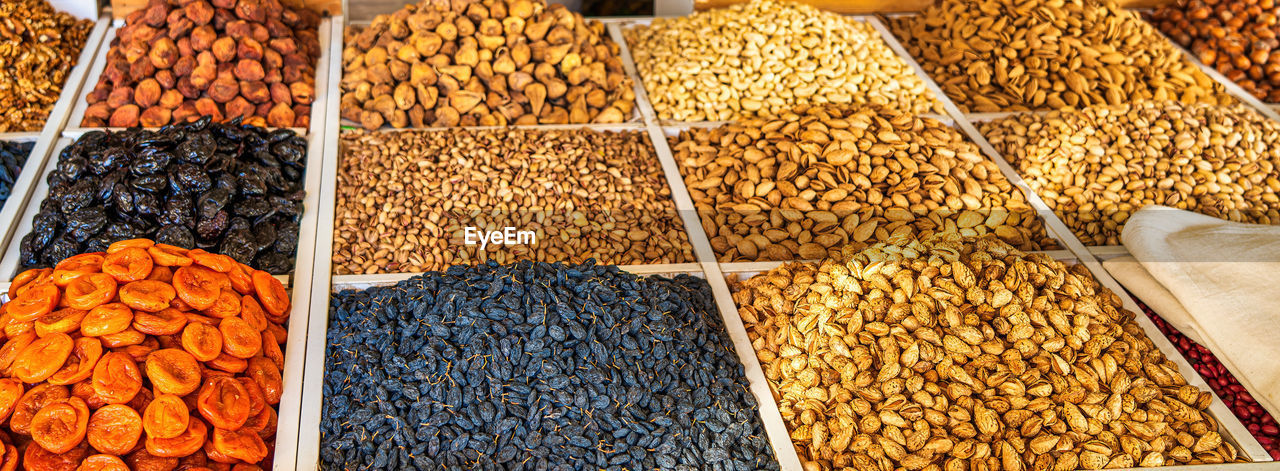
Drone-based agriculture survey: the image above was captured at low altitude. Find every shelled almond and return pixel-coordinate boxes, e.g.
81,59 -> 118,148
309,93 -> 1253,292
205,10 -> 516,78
672,104 -> 1055,263
340,0 -> 635,128
81,0 -> 322,128
624,0 -> 940,121
733,233 -> 1243,470
980,102 -> 1280,245
889,0 -> 1232,112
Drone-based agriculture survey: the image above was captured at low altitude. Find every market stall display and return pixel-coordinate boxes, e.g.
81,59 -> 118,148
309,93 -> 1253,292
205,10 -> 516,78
333,128 -> 693,274
888,0 -> 1233,112
339,0 -> 635,128
1149,0 -> 1280,103
624,0 -> 940,121
672,104 -> 1056,263
16,118 -> 308,274
320,262 -> 778,469
0,239 -> 291,469
80,0 -> 323,128
732,233 -> 1244,469
0,142 -> 35,207
979,102 -> 1280,246
0,0 -> 94,133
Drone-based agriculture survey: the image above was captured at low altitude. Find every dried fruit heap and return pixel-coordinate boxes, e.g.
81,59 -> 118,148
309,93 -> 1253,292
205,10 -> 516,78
340,0 -> 635,128
733,234 -> 1241,469
673,104 -> 1055,263
0,141 -> 34,205
19,118 -> 307,274
323,262 -> 778,469
0,239 -> 290,469
83,0 -> 321,128
890,0 -> 1231,112
0,0 -> 93,132
1150,0 -> 1280,102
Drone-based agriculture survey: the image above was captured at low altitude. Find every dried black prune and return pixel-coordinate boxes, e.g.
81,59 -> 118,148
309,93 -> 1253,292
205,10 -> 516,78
321,262 -> 780,471
156,224 -> 195,248
17,120 -> 307,272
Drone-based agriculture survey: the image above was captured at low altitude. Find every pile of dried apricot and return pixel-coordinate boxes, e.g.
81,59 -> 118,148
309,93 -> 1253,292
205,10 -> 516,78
0,239 -> 290,470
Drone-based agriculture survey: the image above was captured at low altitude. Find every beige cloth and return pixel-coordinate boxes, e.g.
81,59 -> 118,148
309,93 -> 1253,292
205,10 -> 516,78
1102,205 -> 1280,420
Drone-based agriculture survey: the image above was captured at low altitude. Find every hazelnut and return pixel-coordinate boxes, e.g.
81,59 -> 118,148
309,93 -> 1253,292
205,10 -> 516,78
110,104 -> 141,127
139,107 -> 172,127
135,79 -> 162,108
240,81 -> 270,103
234,59 -> 265,81
212,37 -> 237,62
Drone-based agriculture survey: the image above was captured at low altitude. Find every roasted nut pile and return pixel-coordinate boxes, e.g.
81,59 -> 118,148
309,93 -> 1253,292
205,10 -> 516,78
733,233 -> 1242,470
341,0 -> 635,128
673,104 -> 1055,263
0,0 -> 93,132
889,0 -> 1232,112
322,261 -> 778,469
335,128 -> 693,274
0,141 -> 34,206
82,0 -> 322,128
20,118 -> 307,274
981,102 -> 1280,245
1150,0 -> 1280,102
624,0 -> 940,121
0,239 -> 290,469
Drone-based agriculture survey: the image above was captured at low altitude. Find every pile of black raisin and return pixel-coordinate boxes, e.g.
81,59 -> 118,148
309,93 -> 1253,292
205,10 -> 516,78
322,261 -> 780,471
18,117 -> 306,273
0,140 -> 34,206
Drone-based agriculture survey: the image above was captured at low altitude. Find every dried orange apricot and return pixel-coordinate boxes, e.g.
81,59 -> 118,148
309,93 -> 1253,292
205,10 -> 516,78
64,273 -> 117,311
184,313 -> 219,326
233,464 -> 264,471
238,297 -> 268,333
101,328 -> 146,348
31,396 -> 90,453
250,271 -> 288,318
77,454 -> 130,471
259,330 -> 284,371
205,354 -> 247,374
210,426 -> 268,464
0,443 -> 16,471
226,264 -> 253,296
265,323 -> 287,345
146,265 -> 174,284
148,244 -> 193,268
10,383 -> 69,435
145,416 -> 207,458
233,378 -> 264,417
189,250 -> 237,274
143,394 -> 190,440
1,319 -> 31,339
107,238 -> 155,254
242,406 -> 276,439
219,318 -> 261,359
0,331 -> 36,373
102,247 -> 154,283
24,438 -> 89,471
204,439 -> 239,464
86,403 -> 143,455
48,337 -> 104,385
201,289 -> 241,320
10,268 -> 53,299
180,323 -> 223,362
126,383 -> 155,412
244,357 -> 282,405
52,253 -> 105,286
196,376 -> 250,431
80,303 -> 134,338
124,449 -> 179,471
8,283 -> 60,322
173,266 -> 230,311
117,280 -> 176,313
0,378 -> 24,423
35,308 -> 88,337
145,349 -> 202,396
134,308 -> 188,336
13,332 -> 74,383
92,352 -> 142,405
